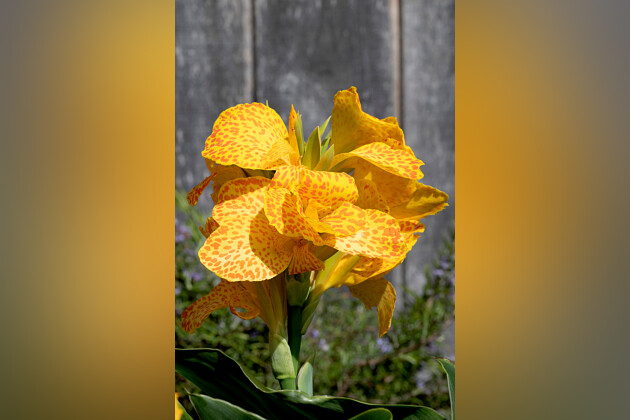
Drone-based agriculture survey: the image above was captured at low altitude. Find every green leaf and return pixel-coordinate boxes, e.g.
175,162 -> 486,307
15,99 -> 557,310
295,112 -> 304,157
437,359 -> 455,420
176,348 -> 445,420
348,408 -> 393,420
296,357 -> 313,396
190,394 -> 266,420
177,399 -> 194,420
302,126 -> 321,169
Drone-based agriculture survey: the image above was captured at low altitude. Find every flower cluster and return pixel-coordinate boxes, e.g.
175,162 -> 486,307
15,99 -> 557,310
181,87 -> 448,338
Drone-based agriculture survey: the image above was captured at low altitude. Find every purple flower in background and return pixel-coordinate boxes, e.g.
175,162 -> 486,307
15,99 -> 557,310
414,369 -> 432,390
376,337 -> 393,354
191,271 -> 204,282
432,268 -> 445,277
318,338 -> 329,352
175,287 -> 181,296
175,219 -> 192,244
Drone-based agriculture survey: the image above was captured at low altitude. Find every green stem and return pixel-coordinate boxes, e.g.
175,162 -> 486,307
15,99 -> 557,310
287,305 -> 303,375
279,377 -> 296,390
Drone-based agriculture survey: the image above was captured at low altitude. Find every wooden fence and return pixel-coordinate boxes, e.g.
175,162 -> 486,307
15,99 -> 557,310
176,0 -> 454,302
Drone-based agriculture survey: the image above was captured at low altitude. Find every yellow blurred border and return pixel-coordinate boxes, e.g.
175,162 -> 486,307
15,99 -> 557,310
3,1 -> 629,419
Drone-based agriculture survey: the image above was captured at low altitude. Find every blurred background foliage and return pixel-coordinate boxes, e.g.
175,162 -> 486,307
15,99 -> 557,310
175,191 -> 455,418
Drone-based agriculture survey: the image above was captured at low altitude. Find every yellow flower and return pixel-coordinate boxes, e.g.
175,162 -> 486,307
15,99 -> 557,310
196,175 -> 405,282
299,87 -> 450,337
182,87 -> 448,340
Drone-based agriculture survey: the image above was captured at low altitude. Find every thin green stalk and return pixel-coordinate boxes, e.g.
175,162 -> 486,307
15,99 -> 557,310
287,305 -> 303,374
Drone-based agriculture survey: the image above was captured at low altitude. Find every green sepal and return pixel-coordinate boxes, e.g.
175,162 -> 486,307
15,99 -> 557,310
318,116 -> 331,139
295,112 -> 304,157
270,334 -> 296,386
286,273 -> 311,306
302,126 -> 321,169
176,348 -> 445,420
296,355 -> 314,396
437,358 -> 455,420
348,408 -> 394,420
314,144 -> 335,171
189,394 -> 266,420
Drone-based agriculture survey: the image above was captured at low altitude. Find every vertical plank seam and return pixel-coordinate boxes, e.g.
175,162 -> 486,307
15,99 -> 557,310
397,0 -> 408,309
250,0 -> 257,102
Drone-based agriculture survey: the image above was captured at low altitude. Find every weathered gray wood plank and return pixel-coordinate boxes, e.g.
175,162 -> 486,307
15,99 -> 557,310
254,0 -> 399,132
175,0 -> 253,208
401,0 -> 455,293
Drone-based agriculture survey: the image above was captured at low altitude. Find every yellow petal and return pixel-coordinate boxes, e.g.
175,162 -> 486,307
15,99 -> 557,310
389,183 -> 449,221
331,87 -> 404,154
353,160 -> 416,208
348,277 -> 396,337
331,141 -> 424,180
206,162 -> 248,204
212,177 -> 269,224
264,188 -> 325,246
323,209 -> 405,259
181,280 -> 260,333
199,217 -> 220,238
319,201 -> 366,237
199,216 -> 292,281
354,179 -> 389,213
186,173 -> 216,206
202,103 -> 290,170
271,166 -> 359,207
288,241 -> 325,275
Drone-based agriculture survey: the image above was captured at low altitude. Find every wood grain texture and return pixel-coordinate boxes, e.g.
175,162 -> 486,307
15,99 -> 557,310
254,0 -> 399,133
176,0 -> 253,208
401,0 -> 455,292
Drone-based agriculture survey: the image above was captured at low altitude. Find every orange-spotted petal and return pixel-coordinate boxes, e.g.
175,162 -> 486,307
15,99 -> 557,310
264,188 -> 325,246
331,141 -> 424,180
199,217 -> 220,238
186,173 -> 216,206
199,216 -> 292,282
323,209 -> 405,259
331,87 -> 404,153
348,277 -> 396,337
353,160 -> 416,208
271,166 -> 359,207
353,179 -> 390,212
288,241 -> 325,275
319,201 -> 366,237
181,280 -> 259,333
202,103 -> 291,170
212,177 -> 269,224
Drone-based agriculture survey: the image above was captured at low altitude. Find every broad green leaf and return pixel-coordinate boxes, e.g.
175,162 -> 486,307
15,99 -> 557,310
348,408 -> 393,420
295,112 -> 304,157
176,348 -> 444,420
314,144 -> 335,172
437,359 -> 455,420
302,126 -> 321,169
296,358 -> 313,396
190,394 -> 266,420
177,399 -> 194,420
